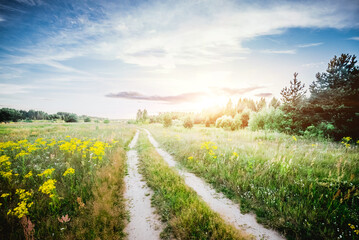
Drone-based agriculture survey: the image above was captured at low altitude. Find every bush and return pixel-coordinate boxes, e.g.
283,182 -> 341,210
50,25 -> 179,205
64,114 -> 78,123
249,107 -> 286,131
215,115 -> 234,130
231,114 -> 242,130
303,122 -> 335,139
84,117 -> 91,122
239,109 -> 250,128
163,115 -> 172,128
183,117 -> 193,129
104,119 -> 110,124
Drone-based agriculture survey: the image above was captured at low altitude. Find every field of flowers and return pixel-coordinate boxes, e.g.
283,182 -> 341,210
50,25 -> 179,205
147,124 -> 359,240
0,122 -> 135,239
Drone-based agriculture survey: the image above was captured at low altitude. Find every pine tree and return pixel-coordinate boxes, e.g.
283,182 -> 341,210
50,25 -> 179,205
280,72 -> 307,107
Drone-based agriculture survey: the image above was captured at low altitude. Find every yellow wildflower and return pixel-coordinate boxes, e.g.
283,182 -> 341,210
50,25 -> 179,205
233,152 -> 239,157
63,168 -> 75,176
24,171 -> 33,178
39,179 -> 57,196
37,168 -> 55,177
1,193 -> 10,198
188,156 -> 193,160
292,136 -> 297,141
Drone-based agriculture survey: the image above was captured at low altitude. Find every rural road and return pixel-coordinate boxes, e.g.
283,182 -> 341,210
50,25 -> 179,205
145,129 -> 285,240
124,130 -> 163,240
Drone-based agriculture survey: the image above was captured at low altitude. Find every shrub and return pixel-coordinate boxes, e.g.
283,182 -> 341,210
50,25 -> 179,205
84,117 -> 91,122
64,114 -> 78,123
163,115 -> 172,128
249,107 -> 286,131
231,114 -> 242,130
183,117 -> 193,129
239,109 -> 250,128
303,122 -> 335,139
215,115 -> 234,130
104,119 -> 110,124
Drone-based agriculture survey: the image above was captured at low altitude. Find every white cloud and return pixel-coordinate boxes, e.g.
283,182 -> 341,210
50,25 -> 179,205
261,49 -> 296,54
297,42 -> 323,48
4,0 -> 359,72
349,37 -> 359,41
0,84 -> 34,95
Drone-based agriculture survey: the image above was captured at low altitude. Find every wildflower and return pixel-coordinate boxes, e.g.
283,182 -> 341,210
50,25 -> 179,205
63,168 -> 75,176
233,152 -> 239,157
38,179 -> 57,197
188,156 -> 193,160
292,136 -> 297,141
58,214 -> 71,223
24,171 -> 33,178
1,193 -> 10,198
37,168 -> 55,177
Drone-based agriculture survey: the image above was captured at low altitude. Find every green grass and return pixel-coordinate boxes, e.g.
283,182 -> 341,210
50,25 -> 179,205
0,121 -> 135,239
136,131 -> 251,240
147,124 -> 359,240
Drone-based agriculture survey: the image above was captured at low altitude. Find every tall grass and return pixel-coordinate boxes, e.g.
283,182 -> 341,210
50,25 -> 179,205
148,124 -> 359,239
0,122 -> 135,239
136,132 -> 250,240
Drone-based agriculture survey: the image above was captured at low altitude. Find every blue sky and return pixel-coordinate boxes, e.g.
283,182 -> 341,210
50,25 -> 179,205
0,0 -> 358,118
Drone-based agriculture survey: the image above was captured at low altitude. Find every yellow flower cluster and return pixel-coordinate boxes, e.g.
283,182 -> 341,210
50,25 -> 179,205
37,168 -> 55,177
348,223 -> 359,235
38,179 -> 57,198
200,141 -> 218,159
0,155 -> 12,180
24,171 -> 33,178
341,137 -> 352,148
63,167 -> 75,176
7,189 -> 33,219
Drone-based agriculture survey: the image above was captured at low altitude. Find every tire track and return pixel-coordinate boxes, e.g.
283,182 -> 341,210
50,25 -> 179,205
145,129 -> 285,240
124,130 -> 163,240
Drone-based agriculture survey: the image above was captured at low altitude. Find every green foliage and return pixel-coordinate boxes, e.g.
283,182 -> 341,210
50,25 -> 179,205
303,122 -> 335,139
136,109 -> 149,123
248,107 -> 286,131
64,114 -> 78,123
183,117 -> 193,129
309,53 -> 359,139
103,119 -> 110,124
84,117 -> 91,122
269,97 -> 280,108
280,72 -> 307,108
231,114 -> 242,131
215,115 -> 233,130
163,114 -> 172,128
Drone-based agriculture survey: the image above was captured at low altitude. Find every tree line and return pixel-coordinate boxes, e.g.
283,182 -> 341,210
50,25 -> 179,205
144,54 -> 358,140
0,109 -> 82,123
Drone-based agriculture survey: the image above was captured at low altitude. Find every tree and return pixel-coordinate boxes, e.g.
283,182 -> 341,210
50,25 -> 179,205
269,97 -> 280,108
163,114 -> 172,127
225,99 -> 235,117
280,72 -> 307,107
64,114 -> 78,123
136,109 -> 143,122
256,98 -> 266,111
309,54 -> 359,139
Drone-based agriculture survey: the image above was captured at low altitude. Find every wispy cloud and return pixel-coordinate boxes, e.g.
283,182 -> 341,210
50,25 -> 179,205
3,0 -> 359,72
297,42 -> 323,48
348,36 -> 359,41
255,92 -> 272,98
106,91 -> 208,104
15,0 -> 43,6
261,49 -> 296,54
217,87 -> 264,95
0,83 -> 35,95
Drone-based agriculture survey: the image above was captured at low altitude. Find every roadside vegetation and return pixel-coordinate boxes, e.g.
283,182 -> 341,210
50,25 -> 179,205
0,122 -> 135,239
136,132 -> 251,240
147,124 -> 359,239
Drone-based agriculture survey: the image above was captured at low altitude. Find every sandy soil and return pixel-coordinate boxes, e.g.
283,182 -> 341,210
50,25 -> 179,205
124,130 -> 163,240
145,129 -> 285,240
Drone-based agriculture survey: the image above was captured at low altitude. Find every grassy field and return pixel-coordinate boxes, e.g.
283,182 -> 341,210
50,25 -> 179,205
147,124 -> 359,240
0,121 -> 135,239
1,121 -> 358,239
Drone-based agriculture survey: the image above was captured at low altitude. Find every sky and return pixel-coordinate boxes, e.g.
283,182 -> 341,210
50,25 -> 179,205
0,0 -> 358,119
